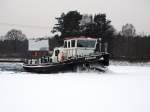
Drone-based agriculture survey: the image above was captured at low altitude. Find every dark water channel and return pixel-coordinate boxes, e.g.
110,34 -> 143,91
0,62 -> 23,72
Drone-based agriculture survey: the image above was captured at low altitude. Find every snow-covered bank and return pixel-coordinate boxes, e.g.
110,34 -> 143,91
0,65 -> 150,112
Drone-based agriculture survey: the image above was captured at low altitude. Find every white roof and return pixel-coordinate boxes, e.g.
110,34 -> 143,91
64,37 -> 97,41
28,39 -> 49,51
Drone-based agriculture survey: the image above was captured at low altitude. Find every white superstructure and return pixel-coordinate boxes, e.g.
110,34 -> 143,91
51,37 -> 98,63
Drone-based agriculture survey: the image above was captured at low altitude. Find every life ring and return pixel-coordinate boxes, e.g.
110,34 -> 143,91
58,52 -> 64,62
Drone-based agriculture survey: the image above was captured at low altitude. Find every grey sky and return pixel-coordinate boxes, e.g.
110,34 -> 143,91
0,0 -> 150,38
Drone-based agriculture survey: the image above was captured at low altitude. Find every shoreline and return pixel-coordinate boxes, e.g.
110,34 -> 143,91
0,58 -> 150,64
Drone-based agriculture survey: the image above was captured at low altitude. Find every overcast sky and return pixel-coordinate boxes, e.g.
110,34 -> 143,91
0,0 -> 150,38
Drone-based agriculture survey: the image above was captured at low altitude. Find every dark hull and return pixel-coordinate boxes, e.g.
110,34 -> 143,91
23,53 -> 109,74
23,62 -> 76,73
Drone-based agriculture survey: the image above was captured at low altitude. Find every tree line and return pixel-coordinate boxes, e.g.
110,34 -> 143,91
0,29 -> 28,58
0,10 -> 150,61
112,33 -> 150,61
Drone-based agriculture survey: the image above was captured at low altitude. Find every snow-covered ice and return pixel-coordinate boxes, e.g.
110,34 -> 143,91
0,62 -> 150,112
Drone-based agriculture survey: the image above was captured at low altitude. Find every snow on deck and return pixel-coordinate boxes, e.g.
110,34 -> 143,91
0,64 -> 150,112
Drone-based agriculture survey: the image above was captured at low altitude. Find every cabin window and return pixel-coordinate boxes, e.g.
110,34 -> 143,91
71,40 -> 75,47
55,50 -> 59,56
64,41 -> 67,48
68,41 -> 70,48
77,40 -> 96,48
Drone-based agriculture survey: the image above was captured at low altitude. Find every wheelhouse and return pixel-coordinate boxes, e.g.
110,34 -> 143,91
64,37 -> 97,49
62,37 -> 98,59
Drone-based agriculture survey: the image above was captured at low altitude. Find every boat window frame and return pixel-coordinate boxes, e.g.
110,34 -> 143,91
55,50 -> 60,56
64,41 -> 67,48
77,39 -> 96,48
71,40 -> 76,47
68,41 -> 71,48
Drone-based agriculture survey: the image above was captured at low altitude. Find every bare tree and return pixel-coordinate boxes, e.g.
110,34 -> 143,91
121,23 -> 136,37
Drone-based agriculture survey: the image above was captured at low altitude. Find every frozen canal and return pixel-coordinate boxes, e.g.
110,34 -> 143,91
0,62 -> 150,112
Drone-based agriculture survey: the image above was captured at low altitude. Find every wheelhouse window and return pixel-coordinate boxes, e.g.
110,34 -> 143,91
77,40 -> 96,48
68,41 -> 70,48
64,41 -> 67,48
71,40 -> 75,47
